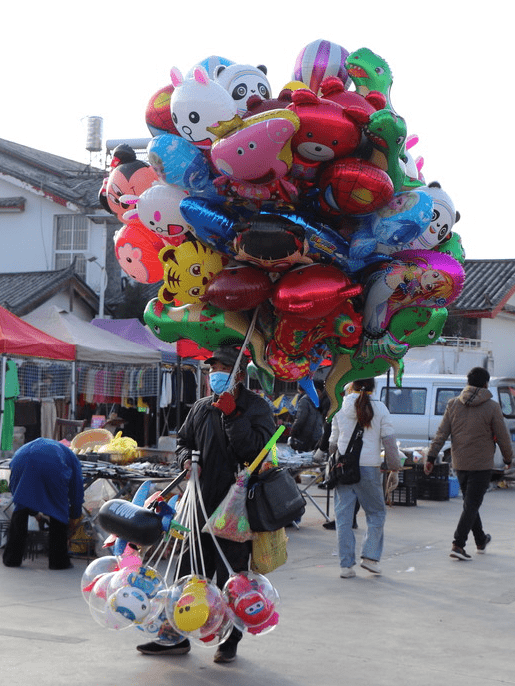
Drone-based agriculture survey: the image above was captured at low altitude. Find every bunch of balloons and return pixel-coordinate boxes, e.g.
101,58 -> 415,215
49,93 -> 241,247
81,553 -> 280,645
100,38 -> 466,418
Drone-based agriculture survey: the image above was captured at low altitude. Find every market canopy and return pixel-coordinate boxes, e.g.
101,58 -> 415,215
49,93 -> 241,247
23,307 -> 161,365
0,305 -> 75,360
91,318 -> 180,364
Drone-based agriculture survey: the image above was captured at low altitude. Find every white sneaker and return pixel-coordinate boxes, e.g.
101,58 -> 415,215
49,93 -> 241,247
361,558 -> 381,574
340,566 -> 356,578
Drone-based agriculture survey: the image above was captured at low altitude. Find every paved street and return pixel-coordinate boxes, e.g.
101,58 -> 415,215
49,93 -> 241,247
1,483 -> 514,686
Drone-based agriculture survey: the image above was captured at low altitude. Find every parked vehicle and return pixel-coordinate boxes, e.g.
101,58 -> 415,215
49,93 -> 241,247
373,374 -> 515,471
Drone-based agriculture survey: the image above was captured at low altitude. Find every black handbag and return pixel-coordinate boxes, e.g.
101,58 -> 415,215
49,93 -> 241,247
324,422 -> 364,488
247,466 -> 306,532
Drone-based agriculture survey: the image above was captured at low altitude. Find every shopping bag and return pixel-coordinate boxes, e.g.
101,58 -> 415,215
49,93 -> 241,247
250,528 -> 288,574
247,466 -> 306,532
203,469 -> 255,542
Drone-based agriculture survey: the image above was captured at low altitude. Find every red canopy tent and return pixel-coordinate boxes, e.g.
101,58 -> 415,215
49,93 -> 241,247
0,306 -> 75,360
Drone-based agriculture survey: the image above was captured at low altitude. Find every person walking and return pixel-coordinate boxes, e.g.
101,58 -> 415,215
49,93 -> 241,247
424,366 -> 513,560
2,438 -> 84,570
136,345 -> 276,664
329,378 -> 401,578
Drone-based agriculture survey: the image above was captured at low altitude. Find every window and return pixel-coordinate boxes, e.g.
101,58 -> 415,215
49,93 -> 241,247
54,215 -> 89,280
380,387 -> 427,414
498,386 -> 515,418
435,388 -> 462,415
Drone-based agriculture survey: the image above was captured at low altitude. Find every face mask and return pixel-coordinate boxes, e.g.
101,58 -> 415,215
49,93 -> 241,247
209,371 -> 231,395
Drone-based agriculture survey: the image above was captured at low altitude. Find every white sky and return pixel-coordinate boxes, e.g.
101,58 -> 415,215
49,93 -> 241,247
1,0 -> 511,260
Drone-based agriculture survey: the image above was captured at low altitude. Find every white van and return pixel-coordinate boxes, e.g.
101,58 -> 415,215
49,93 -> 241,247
372,374 -> 515,471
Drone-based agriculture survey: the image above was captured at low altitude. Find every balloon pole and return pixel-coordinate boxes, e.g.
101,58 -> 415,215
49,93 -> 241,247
227,306 -> 260,390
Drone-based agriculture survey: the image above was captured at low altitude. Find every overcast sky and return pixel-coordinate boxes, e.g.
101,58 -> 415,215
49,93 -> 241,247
1,0 -> 511,260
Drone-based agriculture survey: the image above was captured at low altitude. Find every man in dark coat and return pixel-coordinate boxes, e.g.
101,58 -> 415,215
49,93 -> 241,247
3,438 -> 84,569
289,387 -> 323,452
137,345 -> 275,664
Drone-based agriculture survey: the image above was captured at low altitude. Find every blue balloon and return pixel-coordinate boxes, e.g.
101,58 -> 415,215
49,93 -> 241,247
186,55 -> 235,79
146,134 -> 214,192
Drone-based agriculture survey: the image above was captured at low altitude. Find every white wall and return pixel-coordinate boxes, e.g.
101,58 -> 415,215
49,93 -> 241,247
480,312 -> 515,377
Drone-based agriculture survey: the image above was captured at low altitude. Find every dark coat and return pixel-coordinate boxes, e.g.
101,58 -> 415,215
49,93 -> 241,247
290,394 -> 323,452
176,386 -> 276,516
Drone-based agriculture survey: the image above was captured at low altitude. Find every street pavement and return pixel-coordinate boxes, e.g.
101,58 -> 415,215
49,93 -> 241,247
1,482 -> 514,686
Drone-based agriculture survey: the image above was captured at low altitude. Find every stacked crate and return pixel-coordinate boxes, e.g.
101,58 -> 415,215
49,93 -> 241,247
415,463 -> 450,501
389,467 -> 418,506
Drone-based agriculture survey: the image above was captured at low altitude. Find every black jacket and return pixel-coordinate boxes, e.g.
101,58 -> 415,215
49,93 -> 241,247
176,386 -> 276,516
290,394 -> 323,452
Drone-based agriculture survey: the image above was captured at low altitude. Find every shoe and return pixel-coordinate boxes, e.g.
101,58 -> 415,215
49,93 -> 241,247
49,562 -> 73,570
322,520 -> 335,530
213,642 -> 237,663
476,534 -> 491,553
137,640 -> 191,655
3,560 -> 21,568
361,558 -> 381,574
450,545 -> 472,560
340,566 -> 356,578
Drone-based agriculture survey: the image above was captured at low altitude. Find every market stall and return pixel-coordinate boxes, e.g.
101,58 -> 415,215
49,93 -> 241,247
0,306 -> 76,452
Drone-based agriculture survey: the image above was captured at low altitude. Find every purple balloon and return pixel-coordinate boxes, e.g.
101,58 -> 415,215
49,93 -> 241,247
293,39 -> 350,93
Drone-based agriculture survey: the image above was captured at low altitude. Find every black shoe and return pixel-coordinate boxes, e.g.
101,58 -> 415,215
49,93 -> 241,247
49,562 -> 74,570
213,642 -> 237,664
477,533 -> 492,553
450,545 -> 472,560
322,520 -> 336,530
3,559 -> 22,567
137,640 -> 191,655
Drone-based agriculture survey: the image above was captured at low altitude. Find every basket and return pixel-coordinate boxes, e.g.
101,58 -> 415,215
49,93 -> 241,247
70,429 -> 113,454
390,485 -> 417,506
397,468 -> 419,487
417,480 -> 450,501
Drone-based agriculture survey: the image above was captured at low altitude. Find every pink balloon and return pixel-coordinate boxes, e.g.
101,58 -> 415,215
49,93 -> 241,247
293,39 -> 350,94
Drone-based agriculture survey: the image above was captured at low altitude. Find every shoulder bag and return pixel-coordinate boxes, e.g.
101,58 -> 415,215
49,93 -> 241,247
324,421 -> 364,488
247,465 -> 306,532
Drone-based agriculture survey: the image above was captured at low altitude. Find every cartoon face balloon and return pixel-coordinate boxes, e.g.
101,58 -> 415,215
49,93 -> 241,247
214,63 -> 272,114
114,220 -> 167,283
158,240 -> 226,305
170,66 -> 238,149
103,145 -> 159,222
134,183 -> 192,244
147,134 -> 213,193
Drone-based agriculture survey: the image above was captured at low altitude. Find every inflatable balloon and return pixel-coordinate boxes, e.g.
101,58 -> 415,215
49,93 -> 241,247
434,231 -> 465,264
186,55 -> 235,79
81,556 -> 119,601
127,182 -> 192,244
286,88 -> 368,182
365,108 -> 408,192
349,189 -> 434,258
223,571 -> 279,636
346,47 -> 394,110
97,499 -> 164,546
266,340 -> 311,381
404,182 -> 460,251
158,239 -> 226,305
319,75 -> 386,116
202,265 -> 273,311
147,134 -> 214,192
169,66 -> 238,149
214,63 -> 272,115
101,145 -> 159,221
114,220 -> 166,284
293,39 -> 351,94
145,84 -> 178,137
318,158 -> 394,216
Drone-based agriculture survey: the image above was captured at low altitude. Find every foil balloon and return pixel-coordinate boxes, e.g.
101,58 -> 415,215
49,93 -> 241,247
345,47 -> 395,110
169,66 -> 238,149
404,182 -> 460,251
214,63 -> 272,115
349,189 -> 434,258
145,84 -> 178,137
434,231 -> 466,264
101,145 -> 159,222
362,249 -> 465,338
202,265 -> 273,311
286,89 -> 368,182
266,340 -> 311,381
114,220 -> 167,284
143,299 -> 273,376
147,134 -> 214,192
158,240 -> 226,305
129,183 -> 193,245
318,158 -> 394,216
208,110 -> 300,201
179,196 -> 239,258
365,108 -> 408,192
271,263 -> 362,319
186,55 -> 235,79
293,39 -> 351,94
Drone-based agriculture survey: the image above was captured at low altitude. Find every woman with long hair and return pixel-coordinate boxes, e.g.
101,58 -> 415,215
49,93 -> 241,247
329,378 -> 401,577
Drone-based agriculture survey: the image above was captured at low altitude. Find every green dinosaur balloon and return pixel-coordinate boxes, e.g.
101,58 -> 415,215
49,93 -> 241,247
325,306 -> 448,419
144,298 -> 274,380
346,47 -> 394,109
433,231 -> 466,264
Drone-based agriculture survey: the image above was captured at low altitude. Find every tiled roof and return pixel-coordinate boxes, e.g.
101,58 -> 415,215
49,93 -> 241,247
0,138 -> 104,211
450,260 -> 515,317
0,263 -> 99,317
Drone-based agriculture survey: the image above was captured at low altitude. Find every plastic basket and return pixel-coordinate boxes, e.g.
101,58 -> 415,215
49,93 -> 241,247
418,480 -> 450,501
398,468 -> 419,487
390,485 -> 417,506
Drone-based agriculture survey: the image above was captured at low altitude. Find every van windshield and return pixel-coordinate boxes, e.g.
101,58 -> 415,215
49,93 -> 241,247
380,387 -> 427,414
498,386 -> 515,418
